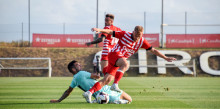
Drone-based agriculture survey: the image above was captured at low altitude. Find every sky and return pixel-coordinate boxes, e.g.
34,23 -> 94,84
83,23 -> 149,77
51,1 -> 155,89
0,0 -> 220,42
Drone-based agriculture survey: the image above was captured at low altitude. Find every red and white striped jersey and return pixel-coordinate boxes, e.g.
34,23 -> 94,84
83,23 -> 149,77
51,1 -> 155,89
101,25 -> 121,56
111,31 -> 152,58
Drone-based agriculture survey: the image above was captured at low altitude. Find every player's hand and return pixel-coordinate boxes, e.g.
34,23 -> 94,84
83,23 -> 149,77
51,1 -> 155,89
50,99 -> 60,103
97,73 -> 100,79
165,57 -> 176,62
85,42 -> 91,46
91,28 -> 100,33
95,73 -> 101,79
91,73 -> 100,80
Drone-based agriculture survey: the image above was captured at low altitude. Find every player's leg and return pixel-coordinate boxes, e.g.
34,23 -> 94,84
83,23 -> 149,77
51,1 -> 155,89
83,74 -> 114,103
111,58 -> 129,92
101,60 -> 108,75
83,64 -> 118,103
101,55 -> 124,82
110,91 -> 132,104
101,54 -> 108,76
120,91 -> 132,102
89,74 -> 114,93
115,58 -> 129,82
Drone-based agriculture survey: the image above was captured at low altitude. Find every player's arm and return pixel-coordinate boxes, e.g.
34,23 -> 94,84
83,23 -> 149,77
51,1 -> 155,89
149,48 -> 176,62
91,28 -> 113,35
50,86 -> 74,103
86,35 -> 106,46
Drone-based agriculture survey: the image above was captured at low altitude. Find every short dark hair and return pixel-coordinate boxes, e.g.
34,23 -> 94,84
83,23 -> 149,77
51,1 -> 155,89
134,26 -> 143,33
105,14 -> 114,20
67,60 -> 77,73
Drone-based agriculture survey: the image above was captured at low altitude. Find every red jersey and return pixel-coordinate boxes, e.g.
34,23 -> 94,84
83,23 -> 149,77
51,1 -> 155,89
111,31 -> 152,58
101,25 -> 121,56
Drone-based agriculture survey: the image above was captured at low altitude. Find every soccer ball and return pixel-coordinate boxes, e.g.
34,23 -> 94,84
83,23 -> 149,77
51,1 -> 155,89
96,92 -> 109,104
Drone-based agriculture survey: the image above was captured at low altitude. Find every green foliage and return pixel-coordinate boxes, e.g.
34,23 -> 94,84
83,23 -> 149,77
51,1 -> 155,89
0,77 -> 220,109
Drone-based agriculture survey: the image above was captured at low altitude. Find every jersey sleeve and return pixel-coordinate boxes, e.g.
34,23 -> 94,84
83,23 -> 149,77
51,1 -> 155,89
113,31 -> 126,39
70,77 -> 77,88
141,39 -> 152,50
101,26 -> 110,37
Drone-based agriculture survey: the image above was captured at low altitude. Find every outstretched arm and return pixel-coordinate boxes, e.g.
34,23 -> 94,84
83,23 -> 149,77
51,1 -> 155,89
149,48 -> 176,62
91,28 -> 113,35
50,86 -> 73,103
85,35 -> 106,46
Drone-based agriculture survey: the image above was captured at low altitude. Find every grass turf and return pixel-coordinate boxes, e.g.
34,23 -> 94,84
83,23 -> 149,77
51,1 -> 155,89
0,77 -> 220,109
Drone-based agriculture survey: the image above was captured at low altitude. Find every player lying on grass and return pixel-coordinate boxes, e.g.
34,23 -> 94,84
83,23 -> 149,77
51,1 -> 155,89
50,60 -> 132,104
83,26 -> 176,103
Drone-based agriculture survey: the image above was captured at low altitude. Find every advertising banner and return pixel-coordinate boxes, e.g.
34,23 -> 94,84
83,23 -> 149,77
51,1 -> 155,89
166,34 -> 220,48
32,34 -> 93,47
142,34 -> 160,47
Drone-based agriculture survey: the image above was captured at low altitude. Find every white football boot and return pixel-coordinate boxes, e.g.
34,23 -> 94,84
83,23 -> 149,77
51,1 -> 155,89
113,99 -> 131,104
110,83 -> 122,93
82,91 -> 92,103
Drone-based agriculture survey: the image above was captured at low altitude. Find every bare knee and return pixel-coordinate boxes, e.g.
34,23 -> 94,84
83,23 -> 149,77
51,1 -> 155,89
105,78 -> 112,85
102,74 -> 114,85
121,61 -> 129,71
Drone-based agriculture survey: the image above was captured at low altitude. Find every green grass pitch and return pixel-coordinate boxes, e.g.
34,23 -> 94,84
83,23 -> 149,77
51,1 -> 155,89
0,77 -> 220,109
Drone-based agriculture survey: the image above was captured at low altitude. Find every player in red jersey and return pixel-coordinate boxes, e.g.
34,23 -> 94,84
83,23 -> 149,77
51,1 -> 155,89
86,14 -> 121,75
83,26 -> 176,103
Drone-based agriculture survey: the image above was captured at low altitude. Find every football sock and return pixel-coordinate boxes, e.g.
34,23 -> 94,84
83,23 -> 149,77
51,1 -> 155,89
89,82 -> 102,94
114,70 -> 124,84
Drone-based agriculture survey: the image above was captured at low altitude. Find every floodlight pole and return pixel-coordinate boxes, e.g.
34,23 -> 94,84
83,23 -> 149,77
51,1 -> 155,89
96,0 -> 98,28
144,11 -> 146,34
160,0 -> 164,48
28,0 -> 30,46
185,11 -> 187,34
22,22 -> 24,47
63,23 -> 65,34
96,0 -> 99,47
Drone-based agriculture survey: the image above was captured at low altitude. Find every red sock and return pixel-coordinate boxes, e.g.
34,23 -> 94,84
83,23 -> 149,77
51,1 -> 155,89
102,66 -> 108,76
88,82 -> 102,94
114,70 -> 124,84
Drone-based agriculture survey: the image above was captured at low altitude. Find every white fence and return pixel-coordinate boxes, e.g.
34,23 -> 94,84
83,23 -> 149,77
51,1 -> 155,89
0,57 -> 52,77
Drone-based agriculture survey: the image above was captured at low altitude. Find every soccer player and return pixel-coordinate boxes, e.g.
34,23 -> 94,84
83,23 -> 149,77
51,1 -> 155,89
50,60 -> 132,104
86,14 -> 121,76
83,26 -> 177,103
